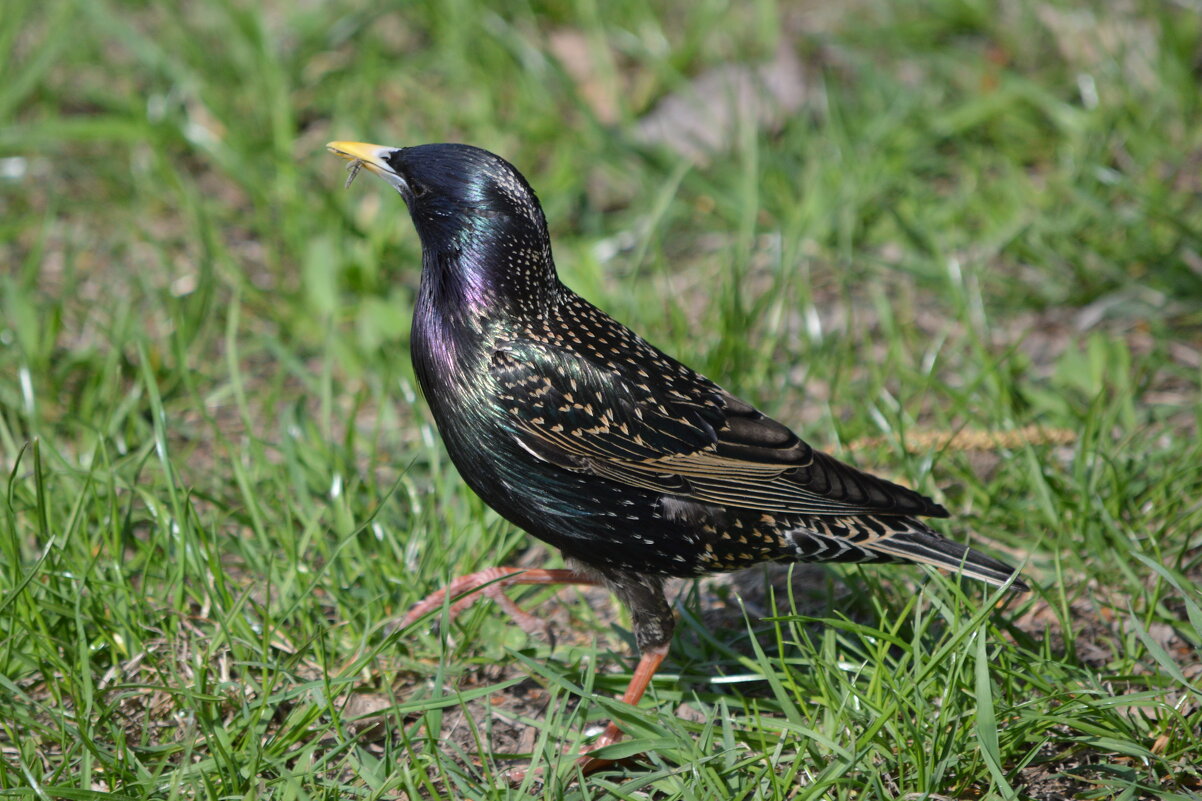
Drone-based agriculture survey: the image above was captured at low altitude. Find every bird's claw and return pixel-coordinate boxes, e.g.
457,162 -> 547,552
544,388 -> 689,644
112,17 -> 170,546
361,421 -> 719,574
502,726 -> 645,784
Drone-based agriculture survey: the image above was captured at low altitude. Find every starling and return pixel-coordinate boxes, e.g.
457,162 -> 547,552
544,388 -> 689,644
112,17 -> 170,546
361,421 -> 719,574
327,141 -> 1028,772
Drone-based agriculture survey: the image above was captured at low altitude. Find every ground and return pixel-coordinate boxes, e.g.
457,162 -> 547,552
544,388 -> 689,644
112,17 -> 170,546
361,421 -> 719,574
2,0 -> 1201,799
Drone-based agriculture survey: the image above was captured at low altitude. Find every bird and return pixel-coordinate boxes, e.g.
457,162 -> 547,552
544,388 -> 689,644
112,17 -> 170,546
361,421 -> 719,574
326,140 -> 1028,774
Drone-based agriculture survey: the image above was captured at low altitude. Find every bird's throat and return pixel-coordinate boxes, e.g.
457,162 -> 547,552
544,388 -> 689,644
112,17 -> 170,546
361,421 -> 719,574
424,234 -> 559,318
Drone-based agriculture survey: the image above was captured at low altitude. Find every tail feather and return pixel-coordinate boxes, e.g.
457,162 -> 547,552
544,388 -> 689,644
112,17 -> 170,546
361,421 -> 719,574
870,524 -> 1028,591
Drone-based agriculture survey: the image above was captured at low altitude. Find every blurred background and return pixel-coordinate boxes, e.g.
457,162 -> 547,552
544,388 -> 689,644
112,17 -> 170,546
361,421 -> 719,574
2,1 -> 1201,798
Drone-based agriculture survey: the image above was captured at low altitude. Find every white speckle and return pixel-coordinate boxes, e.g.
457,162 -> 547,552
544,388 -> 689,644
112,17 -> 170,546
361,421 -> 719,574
513,435 -> 548,462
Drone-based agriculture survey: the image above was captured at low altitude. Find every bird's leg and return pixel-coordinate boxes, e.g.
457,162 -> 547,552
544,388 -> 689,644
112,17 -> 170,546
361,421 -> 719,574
574,641 -> 670,775
410,565 -> 676,780
571,571 -> 675,774
503,641 -> 671,782
400,566 -> 601,637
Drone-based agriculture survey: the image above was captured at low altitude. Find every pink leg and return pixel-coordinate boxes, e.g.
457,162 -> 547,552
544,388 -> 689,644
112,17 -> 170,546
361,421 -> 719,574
505,641 -> 671,781
401,567 -> 600,636
406,567 -> 671,778
576,642 -> 669,775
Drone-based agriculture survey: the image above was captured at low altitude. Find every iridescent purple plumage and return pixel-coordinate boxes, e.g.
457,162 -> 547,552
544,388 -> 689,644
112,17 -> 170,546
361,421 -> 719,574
326,140 -> 1028,774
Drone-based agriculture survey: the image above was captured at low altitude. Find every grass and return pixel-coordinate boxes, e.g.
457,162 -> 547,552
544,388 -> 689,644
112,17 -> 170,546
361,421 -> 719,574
2,0 -> 1201,797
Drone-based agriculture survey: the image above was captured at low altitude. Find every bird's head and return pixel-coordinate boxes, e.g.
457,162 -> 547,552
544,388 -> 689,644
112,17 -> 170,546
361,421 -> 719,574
327,141 -> 550,259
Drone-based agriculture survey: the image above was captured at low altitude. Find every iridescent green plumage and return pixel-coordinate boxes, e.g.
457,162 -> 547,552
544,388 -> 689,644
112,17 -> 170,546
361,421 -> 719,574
328,140 -> 1027,772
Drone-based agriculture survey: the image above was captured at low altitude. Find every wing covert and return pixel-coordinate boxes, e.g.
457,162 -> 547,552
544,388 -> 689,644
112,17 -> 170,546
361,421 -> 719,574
491,340 -> 947,518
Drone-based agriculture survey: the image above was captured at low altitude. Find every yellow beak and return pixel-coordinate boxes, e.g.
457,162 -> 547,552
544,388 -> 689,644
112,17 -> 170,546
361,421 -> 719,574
327,140 -> 395,171
327,140 -> 410,192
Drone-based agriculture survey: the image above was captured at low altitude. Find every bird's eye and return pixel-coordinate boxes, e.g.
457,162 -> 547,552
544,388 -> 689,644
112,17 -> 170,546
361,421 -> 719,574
412,183 -> 428,198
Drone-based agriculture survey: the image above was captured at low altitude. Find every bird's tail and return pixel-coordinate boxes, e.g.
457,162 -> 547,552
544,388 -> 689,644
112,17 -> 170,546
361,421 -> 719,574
869,519 -> 1029,591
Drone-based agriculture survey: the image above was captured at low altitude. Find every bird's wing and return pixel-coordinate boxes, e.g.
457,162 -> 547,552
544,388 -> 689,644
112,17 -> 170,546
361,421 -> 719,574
492,340 -> 947,518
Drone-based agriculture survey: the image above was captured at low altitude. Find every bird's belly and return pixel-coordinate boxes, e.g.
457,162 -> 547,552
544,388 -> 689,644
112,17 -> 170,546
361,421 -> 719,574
412,340 -> 793,578
431,415 -> 797,577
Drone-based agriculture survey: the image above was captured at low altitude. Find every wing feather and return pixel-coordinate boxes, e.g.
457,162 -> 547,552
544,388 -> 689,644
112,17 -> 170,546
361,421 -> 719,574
492,340 -> 947,518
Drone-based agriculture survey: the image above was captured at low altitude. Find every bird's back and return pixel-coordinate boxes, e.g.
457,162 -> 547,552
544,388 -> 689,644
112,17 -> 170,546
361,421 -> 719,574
409,280 -> 1023,587
334,140 -> 1024,590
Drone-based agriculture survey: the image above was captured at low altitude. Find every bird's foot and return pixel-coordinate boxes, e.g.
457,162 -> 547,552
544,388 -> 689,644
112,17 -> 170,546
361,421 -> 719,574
504,643 -> 669,782
573,721 -> 638,775
502,722 -> 641,784
401,566 -> 601,639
